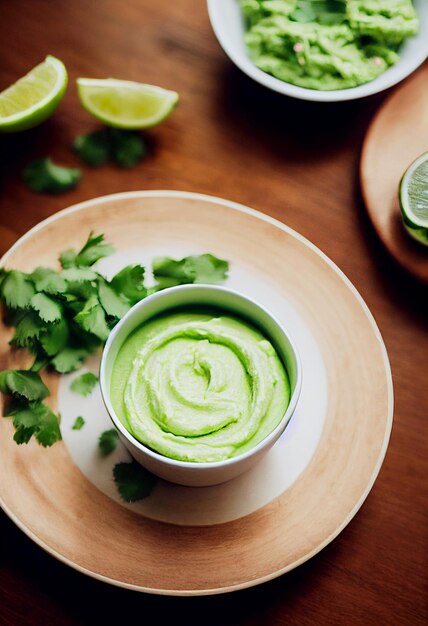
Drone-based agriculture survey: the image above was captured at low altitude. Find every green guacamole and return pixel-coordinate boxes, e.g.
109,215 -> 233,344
111,310 -> 290,463
240,0 -> 419,90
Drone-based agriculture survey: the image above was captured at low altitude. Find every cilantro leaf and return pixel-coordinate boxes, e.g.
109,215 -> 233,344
109,129 -> 147,168
72,416 -> 85,430
61,267 -> 98,282
75,232 -> 115,267
1,270 -> 35,309
0,370 -> 49,401
69,320 -> 103,350
30,354 -> 49,373
63,282 -> 98,307
22,158 -> 81,193
99,428 -> 119,456
59,233 -> 114,270
110,265 -> 147,305
70,372 -> 98,397
74,294 -> 111,341
31,293 -> 62,323
113,460 -> 155,501
50,347 -> 90,374
12,402 -> 61,446
73,128 -> 146,169
152,254 -> 229,286
290,0 -> 346,25
31,267 -> 67,295
10,312 -> 45,349
188,254 -> 229,283
98,279 -> 130,319
73,130 -> 110,166
39,318 -> 69,356
59,249 -> 77,269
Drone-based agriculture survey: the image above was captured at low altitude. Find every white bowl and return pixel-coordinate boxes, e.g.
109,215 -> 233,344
207,0 -> 428,102
100,284 -> 302,487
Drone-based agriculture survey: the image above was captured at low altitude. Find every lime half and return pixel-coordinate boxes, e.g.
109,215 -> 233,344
399,152 -> 428,246
77,78 -> 179,129
0,56 -> 67,132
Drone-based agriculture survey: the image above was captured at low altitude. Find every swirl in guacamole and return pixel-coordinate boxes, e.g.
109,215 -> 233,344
240,0 -> 419,90
110,310 -> 290,463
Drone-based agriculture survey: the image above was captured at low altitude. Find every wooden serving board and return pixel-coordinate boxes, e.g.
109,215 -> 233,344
360,63 -> 428,284
0,191 -> 393,595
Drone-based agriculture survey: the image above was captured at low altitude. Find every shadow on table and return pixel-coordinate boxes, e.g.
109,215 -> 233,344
0,506 -> 361,626
354,182 -> 428,327
209,64 -> 385,163
212,64 -> 427,319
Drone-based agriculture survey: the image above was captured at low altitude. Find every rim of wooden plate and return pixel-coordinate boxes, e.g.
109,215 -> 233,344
0,191 -> 393,595
360,64 -> 428,284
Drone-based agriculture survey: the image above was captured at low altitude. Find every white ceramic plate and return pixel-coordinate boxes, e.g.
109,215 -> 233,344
207,0 -> 428,102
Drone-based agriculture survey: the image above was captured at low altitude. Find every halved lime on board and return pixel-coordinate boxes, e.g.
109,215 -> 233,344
399,152 -> 428,246
0,55 -> 67,132
77,78 -> 179,129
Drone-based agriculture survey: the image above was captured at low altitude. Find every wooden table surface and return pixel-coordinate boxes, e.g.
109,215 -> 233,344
0,1 -> 427,624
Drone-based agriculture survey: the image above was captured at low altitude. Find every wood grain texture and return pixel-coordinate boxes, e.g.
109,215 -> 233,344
361,63 -> 428,283
0,192 -> 392,594
0,1 -> 427,624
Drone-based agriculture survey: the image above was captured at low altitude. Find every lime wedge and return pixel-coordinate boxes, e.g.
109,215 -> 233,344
0,56 -> 67,132
399,152 -> 428,246
77,78 -> 179,129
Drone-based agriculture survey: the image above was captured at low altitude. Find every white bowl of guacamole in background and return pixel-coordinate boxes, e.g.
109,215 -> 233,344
100,285 -> 301,487
207,0 -> 428,102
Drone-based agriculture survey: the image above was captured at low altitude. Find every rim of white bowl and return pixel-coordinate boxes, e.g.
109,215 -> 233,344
99,283 -> 302,470
207,0 -> 428,102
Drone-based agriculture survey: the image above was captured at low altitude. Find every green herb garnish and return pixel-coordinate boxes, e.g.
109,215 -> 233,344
0,370 -> 49,401
0,371 -> 61,446
113,460 -> 155,502
74,128 -> 147,169
10,402 -> 62,446
290,0 -> 346,25
31,293 -> 63,323
72,232 -> 115,268
50,347 -> 88,374
72,416 -> 85,431
22,158 -> 81,193
110,265 -> 147,305
99,428 -> 119,456
152,254 -> 229,288
70,372 -> 99,397
1,271 -> 35,308
109,129 -> 147,168
0,232 -> 229,447
73,130 -> 110,166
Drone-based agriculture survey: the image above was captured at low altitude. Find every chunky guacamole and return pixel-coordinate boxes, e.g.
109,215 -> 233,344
111,310 -> 290,463
240,0 -> 419,90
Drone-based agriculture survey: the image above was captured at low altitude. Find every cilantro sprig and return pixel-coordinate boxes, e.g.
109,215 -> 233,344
113,460 -> 155,502
99,428 -> 119,456
0,371 -> 60,446
0,232 -> 127,446
73,128 -> 147,169
152,254 -> 229,290
70,372 -> 99,397
72,416 -> 85,431
0,231 -> 229,447
22,158 -> 81,193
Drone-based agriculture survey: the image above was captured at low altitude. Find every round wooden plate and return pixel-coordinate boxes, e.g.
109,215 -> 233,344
361,63 -> 428,284
0,191 -> 393,595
